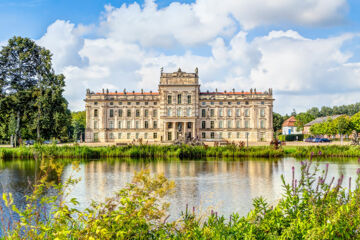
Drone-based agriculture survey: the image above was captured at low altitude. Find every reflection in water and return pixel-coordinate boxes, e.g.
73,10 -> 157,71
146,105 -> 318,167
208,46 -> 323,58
1,158 -> 359,222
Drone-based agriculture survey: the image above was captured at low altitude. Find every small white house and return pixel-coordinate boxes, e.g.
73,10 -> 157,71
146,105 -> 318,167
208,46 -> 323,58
282,116 -> 302,135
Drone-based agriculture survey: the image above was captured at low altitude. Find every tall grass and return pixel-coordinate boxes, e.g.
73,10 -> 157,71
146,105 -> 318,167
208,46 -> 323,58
1,144 -> 360,161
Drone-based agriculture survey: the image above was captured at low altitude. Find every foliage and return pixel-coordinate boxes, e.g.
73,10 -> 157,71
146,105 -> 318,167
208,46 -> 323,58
70,111 -> 86,142
0,36 -> 71,145
1,159 -> 360,239
273,112 -> 287,133
295,112 -> 315,131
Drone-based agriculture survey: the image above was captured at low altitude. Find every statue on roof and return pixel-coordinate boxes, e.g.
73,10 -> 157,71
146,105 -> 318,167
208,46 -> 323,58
160,67 -> 163,74
195,67 -> 198,75
178,67 -> 181,72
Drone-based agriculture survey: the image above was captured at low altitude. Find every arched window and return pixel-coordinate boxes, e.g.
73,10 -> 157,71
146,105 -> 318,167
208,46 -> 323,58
94,109 -> 98,117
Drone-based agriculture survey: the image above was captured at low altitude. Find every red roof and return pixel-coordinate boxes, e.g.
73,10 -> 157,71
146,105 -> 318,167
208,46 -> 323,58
200,92 -> 263,95
282,116 -> 297,127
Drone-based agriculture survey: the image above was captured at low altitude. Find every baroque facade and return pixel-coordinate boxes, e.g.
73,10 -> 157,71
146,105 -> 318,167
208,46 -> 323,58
85,68 -> 274,143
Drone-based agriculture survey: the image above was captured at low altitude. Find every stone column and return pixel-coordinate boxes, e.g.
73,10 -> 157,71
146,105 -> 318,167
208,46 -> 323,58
192,121 -> 196,139
172,122 -> 176,141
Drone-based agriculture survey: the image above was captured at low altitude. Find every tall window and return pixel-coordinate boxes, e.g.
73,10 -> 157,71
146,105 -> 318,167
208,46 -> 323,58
260,109 -> 265,117
167,108 -> 172,117
118,133 -> 122,139
118,121 -> 122,129
236,109 -> 240,117
245,120 -> 249,128
202,121 -> 206,129
236,120 -> 240,128
210,109 -> 214,117
168,132 -> 172,141
145,110 -> 148,117
109,109 -> 114,118
136,133 -> 139,139
187,95 -> 191,104
210,121 -> 214,129
144,133 -> 148,139
202,109 -> 206,117
135,121 -> 139,129
153,121 -> 157,129
202,132 -> 206,138
94,120 -> 98,129
109,132 -> 114,139
227,120 -> 232,128
228,132 -> 231,138
153,133 -> 157,139
177,108 -> 181,117
245,109 -> 250,117
109,121 -> 114,129
94,109 -> 98,117
153,110 -> 157,117
177,94 -> 182,104
168,95 -> 172,104
227,109 -> 232,117
127,121 -> 131,129
219,109 -> 223,117
136,110 -> 140,117
211,132 -> 215,139
260,120 -> 265,129
219,121 -> 223,128
187,108 -> 191,116
127,133 -> 131,139
187,122 -> 192,129
118,109 -> 123,117
145,121 -> 149,129
127,110 -> 131,117
219,132 -> 223,139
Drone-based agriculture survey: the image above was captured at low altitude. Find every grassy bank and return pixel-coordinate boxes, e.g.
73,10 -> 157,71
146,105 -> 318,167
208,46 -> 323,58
1,144 -> 360,160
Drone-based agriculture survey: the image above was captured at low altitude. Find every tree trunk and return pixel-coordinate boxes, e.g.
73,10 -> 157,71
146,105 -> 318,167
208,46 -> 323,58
14,110 -> 21,147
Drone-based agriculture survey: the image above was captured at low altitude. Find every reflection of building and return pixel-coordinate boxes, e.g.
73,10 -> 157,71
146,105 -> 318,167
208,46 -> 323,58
85,68 -> 274,143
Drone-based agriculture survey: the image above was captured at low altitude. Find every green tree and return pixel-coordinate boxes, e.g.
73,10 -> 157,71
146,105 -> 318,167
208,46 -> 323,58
71,111 -> 86,142
351,112 -> 360,144
273,112 -> 284,134
295,113 -> 315,131
0,36 -> 71,145
334,115 -> 352,143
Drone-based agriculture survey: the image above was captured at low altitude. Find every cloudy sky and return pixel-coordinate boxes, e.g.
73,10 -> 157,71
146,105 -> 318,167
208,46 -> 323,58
1,0 -> 360,114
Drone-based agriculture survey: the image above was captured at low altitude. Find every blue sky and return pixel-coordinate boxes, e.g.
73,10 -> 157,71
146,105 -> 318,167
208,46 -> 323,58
1,0 -> 360,114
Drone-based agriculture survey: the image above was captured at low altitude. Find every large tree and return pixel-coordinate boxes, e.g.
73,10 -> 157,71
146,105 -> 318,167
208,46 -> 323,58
295,113 -> 315,131
0,36 -> 71,146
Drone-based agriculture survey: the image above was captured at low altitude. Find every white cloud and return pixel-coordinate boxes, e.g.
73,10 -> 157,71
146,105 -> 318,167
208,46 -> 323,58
29,0 -> 360,114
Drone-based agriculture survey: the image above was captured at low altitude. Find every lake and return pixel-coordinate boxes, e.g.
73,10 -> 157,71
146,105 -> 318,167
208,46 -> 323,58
1,157 -> 359,222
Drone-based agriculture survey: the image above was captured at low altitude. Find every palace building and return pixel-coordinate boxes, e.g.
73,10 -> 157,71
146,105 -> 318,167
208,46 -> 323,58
84,68 -> 274,143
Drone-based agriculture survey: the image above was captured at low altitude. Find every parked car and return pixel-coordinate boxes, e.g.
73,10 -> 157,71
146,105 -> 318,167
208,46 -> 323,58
304,137 -> 314,142
319,138 -> 331,143
43,140 -> 60,145
25,140 -> 35,145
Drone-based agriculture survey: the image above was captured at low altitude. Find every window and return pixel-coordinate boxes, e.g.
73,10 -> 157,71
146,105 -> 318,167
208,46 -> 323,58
202,121 -> 206,129
219,109 -> 223,117
153,133 -> 157,139
136,102 -> 140,105
236,109 -> 240,117
136,110 -> 140,117
227,109 -> 232,117
177,108 -> 181,117
153,121 -> 157,129
260,109 -> 265,117
202,132 -> 206,138
211,102 -> 214,105
168,132 -> 172,141
135,121 -> 139,129
236,120 -> 240,128
187,95 -> 191,104
136,133 -> 139,139
144,133 -> 148,139
211,132 -> 215,139
94,133 -> 99,142
154,102 -> 157,105
177,94 -> 182,104
187,122 -> 192,129
127,133 -> 131,139
127,110 -> 131,117
145,110 -> 148,117
245,109 -> 250,117
261,101 -> 265,105
145,102 -> 148,105
118,121 -> 122,129
94,102 -> 98,105
220,102 -> 223,105
153,110 -> 157,117
245,101 -> 249,105
109,121 -> 114,129
127,121 -> 131,129
127,102 -> 131,105
167,108 -> 172,117
260,120 -> 265,129
94,109 -> 98,117
110,102 -> 113,106
118,133 -> 122,139
210,109 -> 214,117
228,132 -> 231,138
210,121 -> 214,129
118,109 -> 123,117
168,122 -> 173,128
145,121 -> 149,129
109,132 -> 114,139
228,102 -> 231,105
109,109 -> 114,117
219,132 -> 223,139
219,121 -> 223,128
119,102 -> 122,105
202,102 -> 206,106
202,109 -> 206,117
245,120 -> 249,128
237,132 -> 240,138
94,120 -> 98,129
237,101 -> 241,105
187,108 -> 191,117
227,120 -> 232,128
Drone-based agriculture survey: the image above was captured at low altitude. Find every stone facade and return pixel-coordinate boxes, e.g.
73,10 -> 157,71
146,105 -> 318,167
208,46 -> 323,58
85,68 -> 274,143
